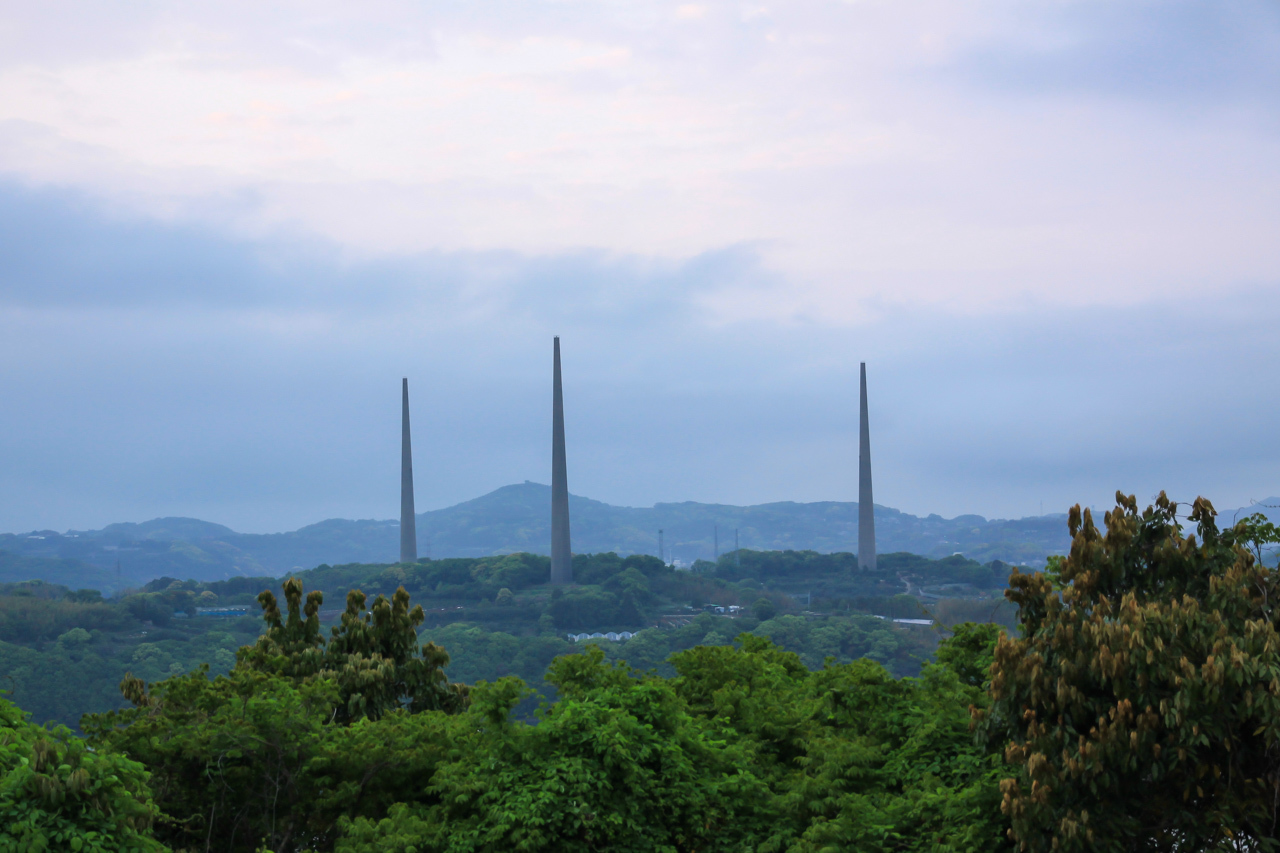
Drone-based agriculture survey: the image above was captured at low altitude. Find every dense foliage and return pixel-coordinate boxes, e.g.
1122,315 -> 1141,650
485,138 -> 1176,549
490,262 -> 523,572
8,498 -> 1275,851
0,548 -> 994,729
1,692 -> 163,852
982,494 -> 1280,851
419,608 -> 938,719
79,583 -> 1007,852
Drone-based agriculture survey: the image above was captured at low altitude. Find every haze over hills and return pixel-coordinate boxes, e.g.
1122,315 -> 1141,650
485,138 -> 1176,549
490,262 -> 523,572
0,482 -> 1071,590
3,483 -> 1273,592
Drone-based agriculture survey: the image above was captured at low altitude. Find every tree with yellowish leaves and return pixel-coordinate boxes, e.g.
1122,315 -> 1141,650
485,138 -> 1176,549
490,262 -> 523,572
981,492 -> 1280,851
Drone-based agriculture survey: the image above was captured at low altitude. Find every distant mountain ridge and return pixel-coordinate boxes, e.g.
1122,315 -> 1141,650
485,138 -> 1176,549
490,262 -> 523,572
0,482 -> 1092,589
7,484 -> 1271,591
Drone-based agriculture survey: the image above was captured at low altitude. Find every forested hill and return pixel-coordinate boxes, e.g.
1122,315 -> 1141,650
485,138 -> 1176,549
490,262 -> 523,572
0,481 -> 1184,587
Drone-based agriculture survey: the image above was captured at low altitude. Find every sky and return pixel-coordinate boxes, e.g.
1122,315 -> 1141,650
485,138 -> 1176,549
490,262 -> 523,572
1,0 -> 1279,533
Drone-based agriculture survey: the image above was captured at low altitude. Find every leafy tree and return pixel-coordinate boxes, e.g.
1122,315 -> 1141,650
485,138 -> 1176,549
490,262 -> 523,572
981,492 -> 1280,851
238,576 -> 326,678
752,596 -> 778,621
84,579 -> 470,851
321,586 -> 467,720
337,648 -> 774,853
572,551 -> 624,584
66,588 -> 104,604
120,594 -> 173,627
1,691 -> 164,852
547,585 -> 641,631
936,622 -> 1001,688
668,632 -> 1010,851
239,578 -> 467,721
86,667 -> 340,852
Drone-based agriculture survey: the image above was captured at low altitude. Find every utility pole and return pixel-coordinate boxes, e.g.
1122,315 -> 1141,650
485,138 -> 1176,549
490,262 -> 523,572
658,529 -> 664,565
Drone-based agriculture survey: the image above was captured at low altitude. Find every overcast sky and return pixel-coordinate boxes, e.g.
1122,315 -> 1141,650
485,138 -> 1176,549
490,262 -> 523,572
2,0 -> 1278,533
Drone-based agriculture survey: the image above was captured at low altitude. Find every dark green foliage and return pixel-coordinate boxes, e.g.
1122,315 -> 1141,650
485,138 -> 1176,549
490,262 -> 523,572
423,607 -> 938,710
750,613 -> 934,674
934,622 -> 1001,688
85,668 -> 336,851
707,549 -> 1007,603
0,618 -> 259,730
752,596 -> 778,620
120,594 -> 174,626
9,497 -> 1272,850
875,551 -> 1009,589
0,596 -> 134,642
851,593 -> 928,619
3,551 -> 1024,853
547,584 -> 645,631
84,580 -> 469,851
340,651 -> 773,853
416,623 -> 575,695
239,578 -> 469,720
717,548 -> 858,581
929,597 -> 1019,632
0,548 -> 1000,730
335,634 -> 1010,853
299,553 -> 551,603
571,550 -> 624,583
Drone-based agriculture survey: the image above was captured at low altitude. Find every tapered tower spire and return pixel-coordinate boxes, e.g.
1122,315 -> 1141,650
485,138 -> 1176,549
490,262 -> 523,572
400,377 -> 418,563
550,337 -> 572,584
858,362 -> 876,571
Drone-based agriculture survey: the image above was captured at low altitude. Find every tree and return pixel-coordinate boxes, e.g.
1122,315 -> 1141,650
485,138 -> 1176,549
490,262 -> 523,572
936,622 -> 1001,688
1,691 -> 164,852
752,597 -> 778,621
337,648 -> 774,853
669,632 -> 1010,851
86,668 -> 339,852
321,586 -> 467,720
84,579 -> 469,852
237,578 -> 467,721
981,492 -> 1280,851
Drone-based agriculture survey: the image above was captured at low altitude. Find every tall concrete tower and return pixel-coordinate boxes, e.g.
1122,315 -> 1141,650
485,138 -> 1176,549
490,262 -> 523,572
858,362 -> 876,570
550,337 -> 573,584
400,377 -> 418,563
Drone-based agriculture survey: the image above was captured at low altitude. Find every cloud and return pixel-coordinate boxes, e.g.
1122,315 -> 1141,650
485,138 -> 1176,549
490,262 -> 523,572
949,0 -> 1280,106
0,180 -> 782,334
2,181 -> 1279,536
0,1 -> 1276,322
0,3 -> 1278,534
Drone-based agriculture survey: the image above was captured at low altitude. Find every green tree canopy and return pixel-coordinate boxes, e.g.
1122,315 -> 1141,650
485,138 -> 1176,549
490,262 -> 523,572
1,692 -> 163,852
237,577 -> 467,721
982,492 -> 1280,851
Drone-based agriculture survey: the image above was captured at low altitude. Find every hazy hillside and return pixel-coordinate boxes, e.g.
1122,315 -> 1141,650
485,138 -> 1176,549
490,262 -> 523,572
411,482 -> 1072,565
0,551 -> 122,593
0,482 -> 1080,587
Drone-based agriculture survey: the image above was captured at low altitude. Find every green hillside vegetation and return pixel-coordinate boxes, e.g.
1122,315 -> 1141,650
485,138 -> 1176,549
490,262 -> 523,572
3,494 -> 1279,850
0,550 -> 121,592
0,547 -> 997,729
